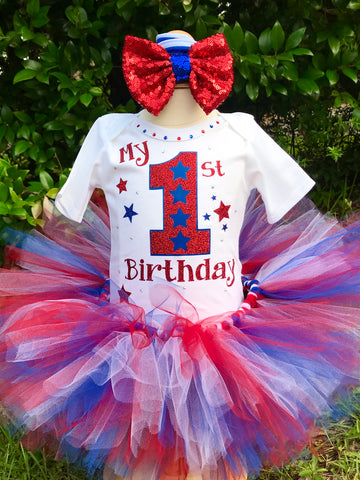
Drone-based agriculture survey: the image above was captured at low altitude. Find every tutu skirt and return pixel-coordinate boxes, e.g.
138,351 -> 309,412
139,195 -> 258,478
0,191 -> 359,480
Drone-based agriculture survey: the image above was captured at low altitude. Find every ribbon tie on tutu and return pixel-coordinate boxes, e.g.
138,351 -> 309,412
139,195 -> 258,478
122,32 -> 234,116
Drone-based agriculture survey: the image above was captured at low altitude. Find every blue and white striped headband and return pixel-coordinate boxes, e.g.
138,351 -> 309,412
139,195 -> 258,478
156,32 -> 196,82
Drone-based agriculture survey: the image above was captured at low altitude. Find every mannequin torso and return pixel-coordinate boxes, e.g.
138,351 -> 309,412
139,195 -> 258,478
139,84 -> 218,128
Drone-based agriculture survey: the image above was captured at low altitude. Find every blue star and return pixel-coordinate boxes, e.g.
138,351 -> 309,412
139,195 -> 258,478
170,160 -> 191,181
170,184 -> 190,204
211,195 -> 217,201
170,230 -> 191,252
123,203 -> 138,222
203,213 -> 211,221
170,207 -> 191,228
222,224 -> 228,231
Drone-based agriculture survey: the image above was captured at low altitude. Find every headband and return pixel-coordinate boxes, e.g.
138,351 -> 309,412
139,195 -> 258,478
122,32 -> 234,116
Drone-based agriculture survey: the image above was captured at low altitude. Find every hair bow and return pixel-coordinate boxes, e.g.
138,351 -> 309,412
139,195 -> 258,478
122,33 -> 234,116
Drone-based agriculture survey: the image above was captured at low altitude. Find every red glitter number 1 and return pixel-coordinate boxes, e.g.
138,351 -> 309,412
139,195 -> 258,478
150,152 -> 210,255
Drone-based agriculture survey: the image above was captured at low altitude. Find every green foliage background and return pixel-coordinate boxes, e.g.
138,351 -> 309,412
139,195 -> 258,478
0,0 -> 359,230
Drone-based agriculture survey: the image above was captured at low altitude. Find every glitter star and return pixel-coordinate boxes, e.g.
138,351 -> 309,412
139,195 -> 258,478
211,195 -> 217,200
222,224 -> 228,231
123,203 -> 138,222
117,178 -> 127,194
203,213 -> 211,220
214,201 -> 230,222
170,207 -> 191,228
170,230 -> 191,252
170,184 -> 190,204
170,160 -> 191,181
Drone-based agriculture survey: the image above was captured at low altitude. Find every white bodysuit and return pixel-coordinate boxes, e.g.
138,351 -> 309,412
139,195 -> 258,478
55,112 -> 314,319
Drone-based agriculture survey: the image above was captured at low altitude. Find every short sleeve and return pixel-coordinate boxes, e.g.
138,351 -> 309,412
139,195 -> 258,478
55,118 -> 104,223
242,116 -> 315,224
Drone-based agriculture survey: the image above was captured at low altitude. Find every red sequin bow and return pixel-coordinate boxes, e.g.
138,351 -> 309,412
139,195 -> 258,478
122,34 -> 234,116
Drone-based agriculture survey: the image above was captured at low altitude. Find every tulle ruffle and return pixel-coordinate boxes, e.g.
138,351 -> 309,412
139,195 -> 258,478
0,191 -> 359,480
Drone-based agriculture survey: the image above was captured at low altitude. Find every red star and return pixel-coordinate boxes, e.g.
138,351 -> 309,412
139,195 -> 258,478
214,201 -> 230,222
117,178 -> 127,194
119,285 -> 131,302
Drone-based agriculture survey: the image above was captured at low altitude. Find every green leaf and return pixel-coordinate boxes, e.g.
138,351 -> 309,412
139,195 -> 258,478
59,174 -> 69,188
28,145 -> 40,161
46,188 -> 59,199
39,171 -> 54,190
276,52 -> 294,61
291,48 -> 313,56
342,67 -> 358,82
34,10 -> 48,29
285,27 -> 306,50
232,22 -> 244,49
14,140 -> 30,156
259,28 -> 272,54
52,72 -> 73,89
348,1 -> 360,9
23,59 -> 42,71
80,93 -> 93,107
271,21 -> 285,52
33,33 -> 48,47
272,83 -> 288,95
246,82 -> 259,101
353,107 -> 360,120
13,177 -> 24,195
14,111 -> 32,123
342,48 -> 358,64
159,2 -> 170,14
5,127 -> 15,144
183,2 -> 193,13
17,125 -> 32,140
0,125 -> 6,141
43,120 -> 64,131
223,23 -> 234,49
195,18 -> 207,39
281,62 -> 299,81
89,87 -> 103,96
264,56 -> 278,67
10,207 -> 27,217
28,181 -> 43,192
326,69 -> 339,85
328,36 -> 341,55
312,53 -> 326,70
20,26 -> 35,41
341,91 -> 357,107
303,66 -> 324,80
0,203 -> 9,215
238,61 -> 251,79
27,0 -> 40,16
36,72 -> 50,84
9,188 -> 21,203
65,6 -> 88,26
297,78 -> 320,95
244,54 -> 261,65
13,69 -> 37,84
67,95 -> 80,110
116,0 -> 132,8
0,184 -> 9,202
244,31 -> 258,54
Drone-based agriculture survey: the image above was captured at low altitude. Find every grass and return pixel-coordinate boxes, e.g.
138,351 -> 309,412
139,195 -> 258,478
258,413 -> 360,480
0,425 -> 87,480
0,413 -> 359,480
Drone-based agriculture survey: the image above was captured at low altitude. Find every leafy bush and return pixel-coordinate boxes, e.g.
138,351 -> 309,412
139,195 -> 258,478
0,0 -> 359,229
